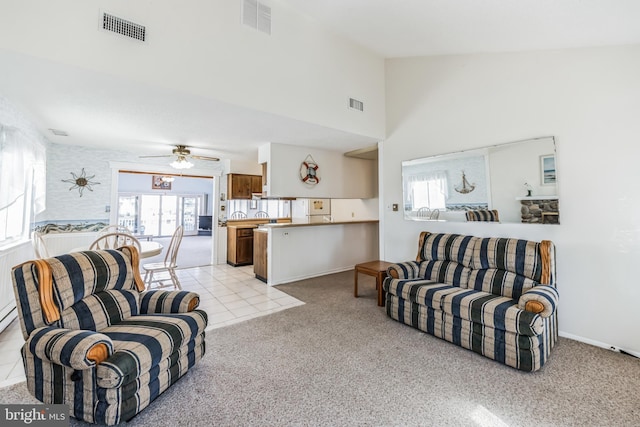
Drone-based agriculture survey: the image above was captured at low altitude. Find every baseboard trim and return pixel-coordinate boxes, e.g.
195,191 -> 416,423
269,266 -> 353,286
559,331 -> 640,358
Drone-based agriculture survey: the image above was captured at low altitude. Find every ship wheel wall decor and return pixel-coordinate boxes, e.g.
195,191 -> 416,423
62,168 -> 100,197
300,154 -> 320,185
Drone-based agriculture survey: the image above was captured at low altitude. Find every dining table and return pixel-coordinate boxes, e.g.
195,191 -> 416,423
71,241 -> 163,259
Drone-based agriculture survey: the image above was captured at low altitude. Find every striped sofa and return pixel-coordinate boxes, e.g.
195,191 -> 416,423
466,209 -> 500,222
11,246 -> 208,425
383,232 -> 558,371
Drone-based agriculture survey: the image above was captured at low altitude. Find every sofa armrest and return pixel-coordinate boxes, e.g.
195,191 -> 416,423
139,290 -> 200,314
518,285 -> 559,317
387,261 -> 421,279
27,327 -> 113,369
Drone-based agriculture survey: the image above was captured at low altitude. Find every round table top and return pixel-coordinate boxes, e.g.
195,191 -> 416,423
139,241 -> 163,258
71,241 -> 163,259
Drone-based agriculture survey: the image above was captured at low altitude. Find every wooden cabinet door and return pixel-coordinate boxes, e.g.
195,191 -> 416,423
253,231 -> 267,282
236,230 -> 253,265
251,175 -> 263,194
228,174 -> 252,199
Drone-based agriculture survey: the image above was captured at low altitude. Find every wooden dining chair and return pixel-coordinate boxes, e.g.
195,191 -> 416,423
254,211 -> 269,218
230,211 -> 247,219
143,226 -> 184,290
32,232 -> 50,259
416,207 -> 431,218
98,224 -> 132,236
90,232 -> 142,252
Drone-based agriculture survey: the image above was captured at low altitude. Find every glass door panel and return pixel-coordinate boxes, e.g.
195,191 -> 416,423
118,195 -> 139,233
141,195 -> 161,236
160,195 -> 177,236
181,196 -> 198,235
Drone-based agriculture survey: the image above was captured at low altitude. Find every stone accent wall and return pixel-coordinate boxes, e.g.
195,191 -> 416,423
520,199 -> 559,224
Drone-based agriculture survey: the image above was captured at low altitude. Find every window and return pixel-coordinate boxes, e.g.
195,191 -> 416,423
0,126 -> 45,247
404,171 -> 448,213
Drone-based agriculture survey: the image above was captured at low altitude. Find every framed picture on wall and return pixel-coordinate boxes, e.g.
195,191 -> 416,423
152,175 -> 172,190
540,154 -> 556,185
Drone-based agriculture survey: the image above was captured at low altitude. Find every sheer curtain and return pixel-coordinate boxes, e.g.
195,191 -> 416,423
404,170 -> 448,209
0,124 -> 46,244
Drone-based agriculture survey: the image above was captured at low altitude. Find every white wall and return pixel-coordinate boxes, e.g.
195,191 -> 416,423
383,45 -> 640,355
260,142 -> 377,198
0,0 -> 385,140
268,222 -> 379,285
330,198 -> 378,222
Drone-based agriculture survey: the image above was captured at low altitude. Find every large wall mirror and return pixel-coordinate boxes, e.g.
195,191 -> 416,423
402,136 -> 559,224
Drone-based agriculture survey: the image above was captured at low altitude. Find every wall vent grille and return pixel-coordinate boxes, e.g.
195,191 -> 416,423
349,98 -> 364,112
103,13 -> 146,41
243,0 -> 271,35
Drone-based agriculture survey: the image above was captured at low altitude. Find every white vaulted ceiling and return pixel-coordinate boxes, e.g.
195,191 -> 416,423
1,0 -> 640,162
284,0 -> 640,58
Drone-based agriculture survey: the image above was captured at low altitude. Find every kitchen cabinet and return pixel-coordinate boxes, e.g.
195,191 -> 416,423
227,174 -> 262,199
251,175 -> 263,194
253,229 -> 268,282
227,225 -> 256,266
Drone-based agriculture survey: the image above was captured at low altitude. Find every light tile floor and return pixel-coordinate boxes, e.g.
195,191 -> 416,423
0,264 -> 304,388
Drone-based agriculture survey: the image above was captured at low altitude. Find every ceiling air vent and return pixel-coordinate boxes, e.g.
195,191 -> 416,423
243,0 -> 272,35
102,13 -> 146,42
349,98 -> 364,112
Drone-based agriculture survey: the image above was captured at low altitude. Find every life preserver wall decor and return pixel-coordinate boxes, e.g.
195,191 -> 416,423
300,154 -> 320,185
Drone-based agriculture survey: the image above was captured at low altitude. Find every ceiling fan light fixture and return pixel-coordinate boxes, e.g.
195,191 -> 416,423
170,156 -> 194,169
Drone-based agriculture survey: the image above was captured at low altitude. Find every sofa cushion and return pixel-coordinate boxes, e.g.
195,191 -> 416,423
468,268 -> 536,299
420,233 -> 478,268
58,290 -> 140,331
96,310 -> 207,388
419,260 -> 472,287
472,238 -> 542,281
384,279 -> 460,309
49,250 -> 138,313
440,288 -> 543,336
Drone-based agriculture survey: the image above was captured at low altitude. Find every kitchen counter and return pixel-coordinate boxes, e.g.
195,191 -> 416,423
257,220 -> 379,286
226,224 -> 259,229
259,219 -> 378,228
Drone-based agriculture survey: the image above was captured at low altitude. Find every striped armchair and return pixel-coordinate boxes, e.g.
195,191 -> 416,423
11,246 -> 208,425
384,232 -> 558,371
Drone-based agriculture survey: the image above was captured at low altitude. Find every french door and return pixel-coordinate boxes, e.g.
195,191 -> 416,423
118,194 -> 202,237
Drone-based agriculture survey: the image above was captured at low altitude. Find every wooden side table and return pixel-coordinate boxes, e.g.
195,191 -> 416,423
354,260 -> 395,307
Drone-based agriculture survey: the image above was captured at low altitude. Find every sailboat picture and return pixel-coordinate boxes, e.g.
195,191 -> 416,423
454,171 -> 475,194
541,154 -> 556,185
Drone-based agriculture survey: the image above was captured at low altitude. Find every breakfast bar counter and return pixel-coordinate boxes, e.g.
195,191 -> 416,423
256,220 -> 379,286
258,219 -> 379,229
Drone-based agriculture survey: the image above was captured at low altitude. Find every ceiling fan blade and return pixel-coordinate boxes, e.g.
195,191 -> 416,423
139,154 -> 172,158
190,155 -> 220,161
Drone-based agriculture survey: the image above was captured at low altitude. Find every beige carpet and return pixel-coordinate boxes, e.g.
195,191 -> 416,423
1,271 -> 639,426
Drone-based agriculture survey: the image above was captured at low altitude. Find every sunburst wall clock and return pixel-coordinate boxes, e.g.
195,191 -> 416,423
62,168 -> 100,197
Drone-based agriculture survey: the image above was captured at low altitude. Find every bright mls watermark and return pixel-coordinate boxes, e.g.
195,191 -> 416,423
1,404 -> 68,426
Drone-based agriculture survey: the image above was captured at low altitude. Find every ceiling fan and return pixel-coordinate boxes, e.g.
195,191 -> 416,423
139,145 -> 220,169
